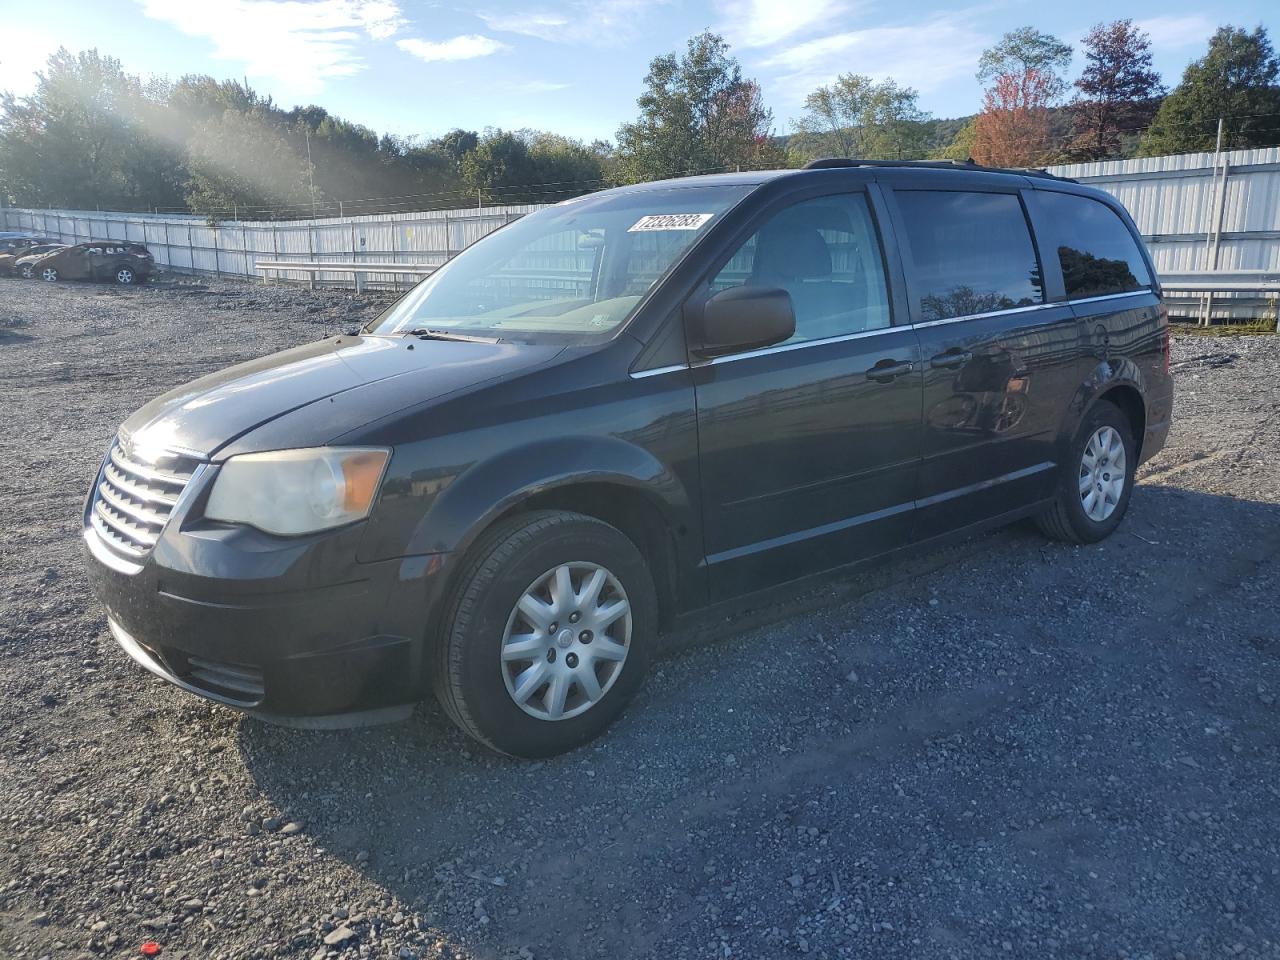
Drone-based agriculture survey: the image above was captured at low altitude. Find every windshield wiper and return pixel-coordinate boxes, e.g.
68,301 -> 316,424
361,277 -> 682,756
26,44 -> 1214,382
399,328 -> 502,344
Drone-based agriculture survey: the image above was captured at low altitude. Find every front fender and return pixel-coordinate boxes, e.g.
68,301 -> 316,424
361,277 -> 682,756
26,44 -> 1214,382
359,433 -> 694,562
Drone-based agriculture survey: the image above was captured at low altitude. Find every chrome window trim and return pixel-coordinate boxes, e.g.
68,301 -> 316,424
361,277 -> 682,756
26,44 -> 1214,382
629,363 -> 689,380
1065,289 -> 1153,306
703,325 -> 900,366
910,301 -> 1058,329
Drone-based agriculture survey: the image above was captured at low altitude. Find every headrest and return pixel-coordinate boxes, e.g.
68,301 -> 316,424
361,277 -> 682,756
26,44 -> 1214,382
753,223 -> 832,281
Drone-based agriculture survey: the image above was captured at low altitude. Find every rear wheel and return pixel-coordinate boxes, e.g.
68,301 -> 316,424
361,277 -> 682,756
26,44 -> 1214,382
435,510 -> 656,757
18,264 -> 34,279
40,266 -> 59,282
1037,399 -> 1136,544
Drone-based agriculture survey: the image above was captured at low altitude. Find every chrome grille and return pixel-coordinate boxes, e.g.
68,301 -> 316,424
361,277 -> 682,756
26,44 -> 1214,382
89,440 -> 201,558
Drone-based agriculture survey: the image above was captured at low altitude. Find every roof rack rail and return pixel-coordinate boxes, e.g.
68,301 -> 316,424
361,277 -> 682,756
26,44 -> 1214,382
801,157 -> 1074,182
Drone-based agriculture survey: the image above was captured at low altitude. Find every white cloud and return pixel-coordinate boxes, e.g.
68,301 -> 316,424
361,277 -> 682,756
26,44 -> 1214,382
478,0 -> 661,46
137,0 -> 406,96
1135,15 -> 1216,51
397,35 -> 508,62
760,14 -> 987,108
717,0 -> 854,49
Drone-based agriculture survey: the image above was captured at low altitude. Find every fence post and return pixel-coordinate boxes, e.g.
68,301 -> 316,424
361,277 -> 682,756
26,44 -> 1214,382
212,224 -> 221,277
390,217 -> 401,293
1199,151 -> 1231,327
350,221 -> 358,289
187,224 -> 194,275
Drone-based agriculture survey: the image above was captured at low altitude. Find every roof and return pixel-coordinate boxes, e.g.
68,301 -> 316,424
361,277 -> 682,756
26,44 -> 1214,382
593,158 -> 1077,200
800,157 -> 1075,182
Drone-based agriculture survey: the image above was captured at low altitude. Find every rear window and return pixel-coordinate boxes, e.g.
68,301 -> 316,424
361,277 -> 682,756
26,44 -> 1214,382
1027,191 -> 1151,299
895,190 -> 1044,322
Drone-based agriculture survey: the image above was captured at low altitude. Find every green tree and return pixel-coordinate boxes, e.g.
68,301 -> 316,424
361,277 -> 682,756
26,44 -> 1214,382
615,31 -> 778,184
794,74 -> 931,160
185,109 -> 312,217
978,27 -> 1074,102
1139,25 -> 1280,155
431,129 -> 479,170
1068,20 -> 1164,161
460,129 -> 607,203
930,117 -> 978,160
0,48 -> 183,209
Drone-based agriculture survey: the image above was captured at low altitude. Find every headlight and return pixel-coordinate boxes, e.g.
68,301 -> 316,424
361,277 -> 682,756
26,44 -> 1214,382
204,447 -> 390,536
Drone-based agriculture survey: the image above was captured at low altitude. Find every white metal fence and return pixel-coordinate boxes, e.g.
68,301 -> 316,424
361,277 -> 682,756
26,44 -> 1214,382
0,203 -> 546,288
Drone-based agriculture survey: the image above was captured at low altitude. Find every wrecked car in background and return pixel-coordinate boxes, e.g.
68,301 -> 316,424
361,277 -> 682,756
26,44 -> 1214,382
23,241 -> 154,285
2,242 -> 64,277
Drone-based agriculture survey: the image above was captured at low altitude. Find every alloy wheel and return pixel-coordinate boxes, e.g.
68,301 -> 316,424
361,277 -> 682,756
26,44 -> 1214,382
116,268 -> 134,285
1079,425 -> 1127,522
500,561 -> 632,721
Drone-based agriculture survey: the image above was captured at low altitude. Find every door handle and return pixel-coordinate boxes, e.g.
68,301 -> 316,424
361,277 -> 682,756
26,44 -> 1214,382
865,359 -> 914,383
929,350 -> 972,369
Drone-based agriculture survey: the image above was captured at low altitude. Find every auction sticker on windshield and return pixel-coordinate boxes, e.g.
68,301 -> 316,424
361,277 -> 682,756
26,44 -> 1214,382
628,213 -> 714,232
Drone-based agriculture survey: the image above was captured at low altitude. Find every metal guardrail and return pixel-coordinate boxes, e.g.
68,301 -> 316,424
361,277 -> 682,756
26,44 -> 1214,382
1158,271 -> 1280,326
254,260 -> 439,292
1158,270 -> 1280,294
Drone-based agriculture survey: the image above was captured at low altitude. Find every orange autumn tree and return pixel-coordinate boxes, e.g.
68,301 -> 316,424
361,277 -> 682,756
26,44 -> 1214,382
973,68 -> 1056,167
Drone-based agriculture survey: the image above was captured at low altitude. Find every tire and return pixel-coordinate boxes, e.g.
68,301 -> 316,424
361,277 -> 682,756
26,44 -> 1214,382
40,266 -> 59,282
435,510 -> 657,758
114,267 -> 135,285
18,264 -> 34,279
1036,399 -> 1136,544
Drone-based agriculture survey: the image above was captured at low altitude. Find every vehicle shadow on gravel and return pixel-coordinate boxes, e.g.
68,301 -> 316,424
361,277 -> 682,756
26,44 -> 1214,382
236,484 -> 1280,959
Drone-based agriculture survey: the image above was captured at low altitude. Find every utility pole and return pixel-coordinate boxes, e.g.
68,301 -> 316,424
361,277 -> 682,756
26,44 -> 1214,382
305,127 -> 317,219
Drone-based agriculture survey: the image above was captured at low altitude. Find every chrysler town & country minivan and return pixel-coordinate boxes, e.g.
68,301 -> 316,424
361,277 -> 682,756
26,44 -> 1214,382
83,159 -> 1172,757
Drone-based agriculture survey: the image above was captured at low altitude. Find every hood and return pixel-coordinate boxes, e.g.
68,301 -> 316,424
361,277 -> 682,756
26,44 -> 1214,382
120,334 -> 564,458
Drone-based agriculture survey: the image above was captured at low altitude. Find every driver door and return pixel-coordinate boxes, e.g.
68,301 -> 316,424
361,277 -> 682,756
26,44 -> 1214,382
690,189 -> 923,600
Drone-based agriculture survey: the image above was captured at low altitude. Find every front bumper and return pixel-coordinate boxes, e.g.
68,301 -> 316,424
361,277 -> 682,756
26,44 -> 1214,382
82,463 -> 450,719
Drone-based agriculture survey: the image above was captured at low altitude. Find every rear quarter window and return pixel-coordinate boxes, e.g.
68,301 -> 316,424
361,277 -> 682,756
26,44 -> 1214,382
894,190 -> 1044,322
1026,191 -> 1151,299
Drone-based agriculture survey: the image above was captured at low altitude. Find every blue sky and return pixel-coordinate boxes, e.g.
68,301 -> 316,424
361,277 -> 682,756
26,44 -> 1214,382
0,1 -> 1273,143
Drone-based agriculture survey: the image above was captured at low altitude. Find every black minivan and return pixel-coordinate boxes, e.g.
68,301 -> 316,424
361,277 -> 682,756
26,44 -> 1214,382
84,160 -> 1172,757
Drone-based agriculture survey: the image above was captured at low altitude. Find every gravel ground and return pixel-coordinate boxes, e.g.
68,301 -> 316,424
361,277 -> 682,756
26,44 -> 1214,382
2,275 -> 1279,960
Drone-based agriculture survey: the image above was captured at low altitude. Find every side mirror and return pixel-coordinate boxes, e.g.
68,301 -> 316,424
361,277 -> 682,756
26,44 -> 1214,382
690,286 -> 796,358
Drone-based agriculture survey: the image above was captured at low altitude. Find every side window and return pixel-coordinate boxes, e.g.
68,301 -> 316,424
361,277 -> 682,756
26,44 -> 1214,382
1026,191 -> 1151,299
895,191 -> 1044,322
708,193 -> 891,344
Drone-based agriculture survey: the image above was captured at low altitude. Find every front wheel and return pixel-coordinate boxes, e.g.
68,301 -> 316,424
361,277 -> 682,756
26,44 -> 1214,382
40,266 -> 59,282
435,510 -> 657,757
114,267 -> 136,285
17,264 -> 34,279
1037,399 -> 1136,544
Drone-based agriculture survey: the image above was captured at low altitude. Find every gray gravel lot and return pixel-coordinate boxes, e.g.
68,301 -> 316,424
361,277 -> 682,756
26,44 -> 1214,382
1,275 -> 1279,960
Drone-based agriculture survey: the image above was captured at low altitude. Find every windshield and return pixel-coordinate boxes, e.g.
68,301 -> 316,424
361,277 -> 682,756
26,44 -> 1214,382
368,183 -> 753,342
